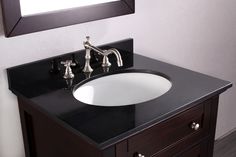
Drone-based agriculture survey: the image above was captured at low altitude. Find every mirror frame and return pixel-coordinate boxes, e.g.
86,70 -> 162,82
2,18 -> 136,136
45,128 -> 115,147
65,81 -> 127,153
0,0 -> 134,37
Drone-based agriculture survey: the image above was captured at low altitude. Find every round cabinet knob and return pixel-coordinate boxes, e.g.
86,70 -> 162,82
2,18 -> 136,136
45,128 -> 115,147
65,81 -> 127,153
191,122 -> 200,131
134,153 -> 145,157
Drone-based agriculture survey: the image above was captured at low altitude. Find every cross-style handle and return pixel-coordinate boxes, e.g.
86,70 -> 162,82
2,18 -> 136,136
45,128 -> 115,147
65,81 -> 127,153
61,60 -> 76,79
61,60 -> 76,67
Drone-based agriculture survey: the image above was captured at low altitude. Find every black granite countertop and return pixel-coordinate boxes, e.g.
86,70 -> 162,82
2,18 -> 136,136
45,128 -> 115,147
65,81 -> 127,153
7,39 -> 232,150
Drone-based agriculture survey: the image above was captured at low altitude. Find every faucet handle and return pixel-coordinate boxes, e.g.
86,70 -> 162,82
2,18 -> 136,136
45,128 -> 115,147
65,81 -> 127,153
86,36 -> 90,41
61,60 -> 76,79
61,60 -> 76,67
84,36 -> 92,48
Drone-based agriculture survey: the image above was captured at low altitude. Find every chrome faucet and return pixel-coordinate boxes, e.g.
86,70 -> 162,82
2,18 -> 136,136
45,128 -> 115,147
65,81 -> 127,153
83,36 -> 123,73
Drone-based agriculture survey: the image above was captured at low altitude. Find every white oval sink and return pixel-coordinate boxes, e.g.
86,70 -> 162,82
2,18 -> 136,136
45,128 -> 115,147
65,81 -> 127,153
73,72 -> 172,107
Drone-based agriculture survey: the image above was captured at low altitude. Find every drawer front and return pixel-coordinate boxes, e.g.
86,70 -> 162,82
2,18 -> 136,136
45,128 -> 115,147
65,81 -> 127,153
152,140 -> 208,157
128,101 -> 211,157
176,140 -> 208,157
152,136 -> 209,157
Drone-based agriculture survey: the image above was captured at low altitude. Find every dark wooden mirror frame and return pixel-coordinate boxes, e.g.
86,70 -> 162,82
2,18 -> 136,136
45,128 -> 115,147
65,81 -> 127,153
0,0 -> 134,37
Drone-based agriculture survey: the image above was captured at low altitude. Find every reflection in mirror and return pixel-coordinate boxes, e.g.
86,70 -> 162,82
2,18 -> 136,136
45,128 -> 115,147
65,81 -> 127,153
20,0 -> 119,16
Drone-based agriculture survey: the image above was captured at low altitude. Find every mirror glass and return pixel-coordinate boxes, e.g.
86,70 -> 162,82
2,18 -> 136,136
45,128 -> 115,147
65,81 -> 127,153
20,0 -> 119,16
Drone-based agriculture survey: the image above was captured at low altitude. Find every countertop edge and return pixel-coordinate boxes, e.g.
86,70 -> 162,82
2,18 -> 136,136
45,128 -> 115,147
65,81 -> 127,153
97,82 -> 232,149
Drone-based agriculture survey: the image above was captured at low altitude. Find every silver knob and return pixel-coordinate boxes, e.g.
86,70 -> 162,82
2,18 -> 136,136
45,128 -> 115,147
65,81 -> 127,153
134,153 -> 145,157
191,122 -> 200,131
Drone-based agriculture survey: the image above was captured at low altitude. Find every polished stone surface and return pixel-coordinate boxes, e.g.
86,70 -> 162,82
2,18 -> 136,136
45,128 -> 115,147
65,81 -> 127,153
7,39 -> 232,149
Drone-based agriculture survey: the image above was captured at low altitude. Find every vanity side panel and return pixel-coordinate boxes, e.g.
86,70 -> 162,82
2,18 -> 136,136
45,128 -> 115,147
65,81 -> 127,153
207,96 -> 219,156
18,104 -> 36,157
17,97 -> 102,157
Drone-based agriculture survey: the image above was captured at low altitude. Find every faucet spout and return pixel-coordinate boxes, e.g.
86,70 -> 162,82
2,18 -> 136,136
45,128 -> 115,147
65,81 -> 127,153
107,48 -> 123,67
82,36 -> 123,73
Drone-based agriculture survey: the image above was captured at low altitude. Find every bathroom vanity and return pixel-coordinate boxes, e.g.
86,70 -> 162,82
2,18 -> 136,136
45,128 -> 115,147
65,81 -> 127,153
7,39 -> 232,157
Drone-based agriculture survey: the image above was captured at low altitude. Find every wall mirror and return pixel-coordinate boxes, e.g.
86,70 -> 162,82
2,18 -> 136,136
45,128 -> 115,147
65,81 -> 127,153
0,0 -> 134,37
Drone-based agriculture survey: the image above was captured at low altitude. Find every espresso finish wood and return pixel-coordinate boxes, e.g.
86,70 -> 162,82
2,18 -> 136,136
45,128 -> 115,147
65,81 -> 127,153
18,104 -> 37,157
207,96 -> 220,157
18,95 -> 220,157
151,137 -> 208,157
0,0 -> 21,36
116,141 -> 128,157
0,0 -> 135,37
177,141 -> 208,157
18,97 -> 104,157
114,98 -> 217,157
127,101 -> 210,157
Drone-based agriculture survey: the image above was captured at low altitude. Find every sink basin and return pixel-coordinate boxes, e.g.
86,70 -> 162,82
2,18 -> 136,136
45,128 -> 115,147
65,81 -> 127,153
73,72 -> 172,106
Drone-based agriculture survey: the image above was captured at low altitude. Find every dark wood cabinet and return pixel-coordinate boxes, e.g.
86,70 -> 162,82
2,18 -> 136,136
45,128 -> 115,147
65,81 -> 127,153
177,142 -> 208,157
150,140 -> 208,157
18,95 -> 219,157
126,101 -> 209,157
115,97 -> 218,157
7,42 -> 231,157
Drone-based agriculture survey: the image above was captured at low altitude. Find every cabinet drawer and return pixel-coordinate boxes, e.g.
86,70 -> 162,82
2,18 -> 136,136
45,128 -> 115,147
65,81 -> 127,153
152,140 -> 208,157
177,141 -> 208,157
128,101 -> 211,157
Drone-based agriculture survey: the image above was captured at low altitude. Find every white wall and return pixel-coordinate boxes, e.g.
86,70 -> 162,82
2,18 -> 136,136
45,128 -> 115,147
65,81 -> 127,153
0,0 -> 236,156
